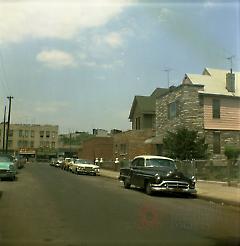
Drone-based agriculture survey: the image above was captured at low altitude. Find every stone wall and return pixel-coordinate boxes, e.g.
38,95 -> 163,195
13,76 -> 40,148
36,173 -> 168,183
205,130 -> 240,161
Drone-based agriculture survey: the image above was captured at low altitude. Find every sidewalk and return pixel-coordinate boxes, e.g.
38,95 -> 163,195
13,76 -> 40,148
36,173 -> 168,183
99,169 -> 240,207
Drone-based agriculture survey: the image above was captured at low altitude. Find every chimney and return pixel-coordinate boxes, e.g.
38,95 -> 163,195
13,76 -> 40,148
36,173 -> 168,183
226,72 -> 235,93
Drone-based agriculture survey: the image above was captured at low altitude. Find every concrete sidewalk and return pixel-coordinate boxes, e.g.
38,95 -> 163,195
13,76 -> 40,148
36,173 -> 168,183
99,169 -> 240,207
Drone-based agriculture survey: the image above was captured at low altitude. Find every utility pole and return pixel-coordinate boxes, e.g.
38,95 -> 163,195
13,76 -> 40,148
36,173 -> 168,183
2,105 -> 6,152
5,96 -> 13,154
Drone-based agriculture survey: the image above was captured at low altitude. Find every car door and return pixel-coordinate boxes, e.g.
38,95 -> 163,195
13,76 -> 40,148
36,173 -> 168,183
131,158 -> 145,188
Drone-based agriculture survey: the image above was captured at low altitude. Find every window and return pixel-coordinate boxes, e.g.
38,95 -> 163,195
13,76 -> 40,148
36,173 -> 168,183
40,131 -> 44,138
25,130 -> 29,137
120,144 -> 127,155
31,130 -> 35,138
7,140 -> 13,148
136,158 -> 144,167
30,141 -> 34,148
51,142 -> 55,148
9,130 -> 13,137
212,99 -> 220,119
19,130 -> 23,137
213,132 -> 221,154
46,131 -> 50,138
168,101 -> 179,119
135,117 -> 141,130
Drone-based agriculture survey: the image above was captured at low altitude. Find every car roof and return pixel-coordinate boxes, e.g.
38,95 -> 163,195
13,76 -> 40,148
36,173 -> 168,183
133,155 -> 174,161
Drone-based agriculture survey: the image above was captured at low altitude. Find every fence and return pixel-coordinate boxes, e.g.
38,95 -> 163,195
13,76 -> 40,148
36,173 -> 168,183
100,159 -> 240,182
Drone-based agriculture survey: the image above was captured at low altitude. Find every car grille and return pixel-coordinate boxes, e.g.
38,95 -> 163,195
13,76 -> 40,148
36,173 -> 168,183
0,170 -> 7,174
84,167 -> 94,172
162,181 -> 189,189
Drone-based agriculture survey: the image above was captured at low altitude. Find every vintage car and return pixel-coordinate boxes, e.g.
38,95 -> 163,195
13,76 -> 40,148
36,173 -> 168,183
0,154 -> 17,181
119,155 -> 196,196
72,159 -> 100,175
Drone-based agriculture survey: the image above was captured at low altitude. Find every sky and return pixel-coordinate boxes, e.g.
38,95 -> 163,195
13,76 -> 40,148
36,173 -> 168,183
0,0 -> 239,133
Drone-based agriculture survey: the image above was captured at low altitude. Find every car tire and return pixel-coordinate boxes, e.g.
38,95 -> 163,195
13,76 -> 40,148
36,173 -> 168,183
145,182 -> 153,195
124,178 -> 131,189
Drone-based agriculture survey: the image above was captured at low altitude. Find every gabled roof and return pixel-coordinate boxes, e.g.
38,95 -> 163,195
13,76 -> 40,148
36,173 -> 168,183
129,96 -> 155,119
128,88 -> 168,120
183,67 -> 240,97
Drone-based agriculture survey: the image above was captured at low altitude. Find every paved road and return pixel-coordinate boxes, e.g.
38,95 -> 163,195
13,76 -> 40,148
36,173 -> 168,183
0,163 -> 239,246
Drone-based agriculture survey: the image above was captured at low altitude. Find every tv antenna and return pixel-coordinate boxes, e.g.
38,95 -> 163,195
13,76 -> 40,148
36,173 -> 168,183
227,55 -> 235,73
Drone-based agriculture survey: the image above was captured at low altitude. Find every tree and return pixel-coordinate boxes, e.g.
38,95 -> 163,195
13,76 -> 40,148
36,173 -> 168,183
163,127 -> 208,160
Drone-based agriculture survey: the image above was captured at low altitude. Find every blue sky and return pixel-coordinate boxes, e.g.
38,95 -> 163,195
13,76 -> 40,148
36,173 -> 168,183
0,0 -> 239,133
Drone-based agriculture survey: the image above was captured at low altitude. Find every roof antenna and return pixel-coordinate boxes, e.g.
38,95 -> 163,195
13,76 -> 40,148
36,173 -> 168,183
227,55 -> 235,74
163,68 -> 172,88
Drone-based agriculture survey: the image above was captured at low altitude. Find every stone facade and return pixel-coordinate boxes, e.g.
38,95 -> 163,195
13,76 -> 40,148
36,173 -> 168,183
205,130 -> 240,162
156,84 -> 240,162
156,84 -> 205,140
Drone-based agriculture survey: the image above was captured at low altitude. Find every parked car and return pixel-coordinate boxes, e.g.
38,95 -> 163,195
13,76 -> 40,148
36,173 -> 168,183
0,154 -> 17,181
49,158 -> 57,167
62,158 -> 74,170
72,159 -> 100,175
119,155 -> 197,196
55,157 -> 64,168
14,155 -> 26,169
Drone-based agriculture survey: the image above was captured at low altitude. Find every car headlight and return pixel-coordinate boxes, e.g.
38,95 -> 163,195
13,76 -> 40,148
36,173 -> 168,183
191,176 -> 196,183
155,174 -> 161,182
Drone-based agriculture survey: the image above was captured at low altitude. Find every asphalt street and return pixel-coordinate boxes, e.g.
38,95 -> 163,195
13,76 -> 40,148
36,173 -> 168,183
0,163 -> 239,246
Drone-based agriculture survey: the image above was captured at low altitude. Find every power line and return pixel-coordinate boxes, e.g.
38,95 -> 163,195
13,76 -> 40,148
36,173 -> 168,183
0,50 -> 10,96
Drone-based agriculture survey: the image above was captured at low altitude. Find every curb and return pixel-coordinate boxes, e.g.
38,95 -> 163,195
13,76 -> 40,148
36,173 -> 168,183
196,194 -> 240,208
100,170 -> 240,207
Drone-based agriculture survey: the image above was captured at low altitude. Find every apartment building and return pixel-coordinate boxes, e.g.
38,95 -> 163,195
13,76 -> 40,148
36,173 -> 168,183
0,123 -> 58,158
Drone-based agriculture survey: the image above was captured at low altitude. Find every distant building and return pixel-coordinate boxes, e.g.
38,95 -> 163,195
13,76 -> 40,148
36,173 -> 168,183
0,123 -> 58,159
93,128 -> 109,137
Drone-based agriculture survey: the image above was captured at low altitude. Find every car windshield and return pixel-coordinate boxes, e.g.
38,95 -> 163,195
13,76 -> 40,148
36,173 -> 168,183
146,158 -> 176,169
75,159 -> 94,164
0,156 -> 13,162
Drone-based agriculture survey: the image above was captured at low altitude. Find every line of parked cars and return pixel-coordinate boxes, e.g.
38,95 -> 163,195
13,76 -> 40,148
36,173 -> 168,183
50,157 -> 100,176
0,153 -> 26,181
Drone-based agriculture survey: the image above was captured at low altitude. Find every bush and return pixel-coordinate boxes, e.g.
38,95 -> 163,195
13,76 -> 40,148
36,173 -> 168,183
224,146 -> 240,161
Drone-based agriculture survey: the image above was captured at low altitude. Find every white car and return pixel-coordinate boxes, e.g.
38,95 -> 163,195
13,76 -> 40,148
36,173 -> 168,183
72,159 -> 100,176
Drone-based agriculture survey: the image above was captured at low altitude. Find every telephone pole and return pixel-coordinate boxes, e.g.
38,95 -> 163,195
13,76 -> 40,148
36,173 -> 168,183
2,105 -> 6,152
5,96 -> 13,154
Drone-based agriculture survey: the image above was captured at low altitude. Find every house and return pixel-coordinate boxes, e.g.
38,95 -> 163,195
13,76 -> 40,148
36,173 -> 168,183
155,68 -> 240,163
113,88 -> 168,161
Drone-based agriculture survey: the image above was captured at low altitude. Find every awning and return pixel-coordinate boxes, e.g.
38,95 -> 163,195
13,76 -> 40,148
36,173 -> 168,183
144,135 -> 163,144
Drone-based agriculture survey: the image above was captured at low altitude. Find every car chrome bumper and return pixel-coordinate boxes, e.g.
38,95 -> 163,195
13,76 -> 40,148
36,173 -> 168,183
151,181 -> 196,194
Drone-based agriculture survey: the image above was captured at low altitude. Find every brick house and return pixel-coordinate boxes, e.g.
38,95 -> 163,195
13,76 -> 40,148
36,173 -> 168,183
155,68 -> 240,163
113,88 -> 168,161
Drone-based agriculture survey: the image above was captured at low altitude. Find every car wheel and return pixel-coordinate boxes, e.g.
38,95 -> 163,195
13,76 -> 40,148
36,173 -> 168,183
123,178 -> 131,189
145,182 -> 153,195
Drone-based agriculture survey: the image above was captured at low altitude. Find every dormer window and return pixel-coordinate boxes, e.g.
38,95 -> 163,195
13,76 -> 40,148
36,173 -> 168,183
226,72 -> 235,92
